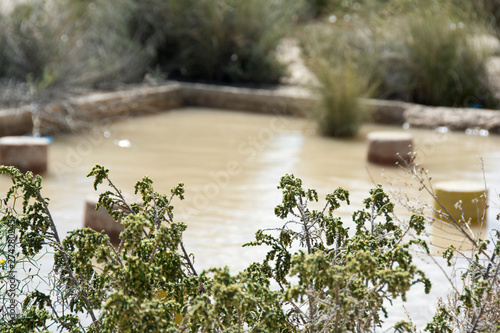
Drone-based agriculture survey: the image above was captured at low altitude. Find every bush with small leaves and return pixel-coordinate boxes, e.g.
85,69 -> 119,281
244,175 -> 431,332
0,165 -> 205,332
1,165 -> 498,332
424,232 -> 500,333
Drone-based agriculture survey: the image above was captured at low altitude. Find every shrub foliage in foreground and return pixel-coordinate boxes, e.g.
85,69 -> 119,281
0,165 -> 498,332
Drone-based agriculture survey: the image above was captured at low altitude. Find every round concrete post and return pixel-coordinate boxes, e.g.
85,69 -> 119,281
367,132 -> 413,166
84,197 -> 124,245
0,136 -> 50,173
433,181 -> 487,226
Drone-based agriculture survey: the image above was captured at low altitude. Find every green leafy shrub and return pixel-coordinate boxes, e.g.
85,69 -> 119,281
0,165 -> 203,332
1,162 -> 499,331
244,175 -> 431,331
0,165 -> 436,332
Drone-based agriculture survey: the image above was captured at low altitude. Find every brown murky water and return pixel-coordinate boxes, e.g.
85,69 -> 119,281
2,107 -> 500,329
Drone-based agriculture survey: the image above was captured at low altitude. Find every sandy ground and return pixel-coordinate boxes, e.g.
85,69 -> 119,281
276,38 -> 317,87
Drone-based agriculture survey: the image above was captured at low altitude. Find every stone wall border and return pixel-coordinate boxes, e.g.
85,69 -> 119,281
1,81 -> 499,136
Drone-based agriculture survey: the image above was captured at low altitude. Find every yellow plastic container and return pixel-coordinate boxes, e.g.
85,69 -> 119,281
433,181 -> 487,225
430,181 -> 488,253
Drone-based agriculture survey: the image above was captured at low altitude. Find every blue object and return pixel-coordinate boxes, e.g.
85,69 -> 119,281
26,135 -> 54,143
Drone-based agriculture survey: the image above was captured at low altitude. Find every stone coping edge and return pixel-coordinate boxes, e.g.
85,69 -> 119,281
0,81 -> 499,136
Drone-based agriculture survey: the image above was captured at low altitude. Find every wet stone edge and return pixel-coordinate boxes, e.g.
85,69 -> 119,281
0,82 -> 499,136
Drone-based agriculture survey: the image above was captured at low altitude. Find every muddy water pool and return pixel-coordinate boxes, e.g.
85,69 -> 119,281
2,107 -> 500,329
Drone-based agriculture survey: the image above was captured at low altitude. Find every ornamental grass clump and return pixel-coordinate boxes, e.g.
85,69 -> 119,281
376,6 -> 498,108
302,0 -> 334,18
173,0 -> 296,84
0,0 -> 152,104
300,17 -> 378,137
311,59 -> 374,137
133,0 -> 299,85
0,2 -> 57,82
300,0 -> 499,110
0,0 -> 299,95
459,0 -> 500,37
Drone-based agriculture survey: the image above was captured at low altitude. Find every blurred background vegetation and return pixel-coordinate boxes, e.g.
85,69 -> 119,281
1,0 -> 500,134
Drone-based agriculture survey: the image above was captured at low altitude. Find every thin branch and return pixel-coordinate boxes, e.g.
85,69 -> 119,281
408,163 -> 485,254
36,192 -> 99,327
468,253 -> 499,333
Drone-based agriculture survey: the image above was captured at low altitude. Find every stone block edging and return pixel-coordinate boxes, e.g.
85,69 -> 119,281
0,81 -> 499,136
404,105 -> 500,134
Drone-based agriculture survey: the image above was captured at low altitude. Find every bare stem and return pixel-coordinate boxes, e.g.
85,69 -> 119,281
36,192 -> 99,327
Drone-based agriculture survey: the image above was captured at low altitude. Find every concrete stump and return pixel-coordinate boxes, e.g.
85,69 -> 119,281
84,197 -> 124,245
0,136 -> 50,173
367,131 -> 413,166
433,181 -> 488,225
